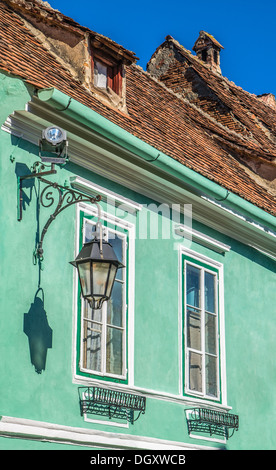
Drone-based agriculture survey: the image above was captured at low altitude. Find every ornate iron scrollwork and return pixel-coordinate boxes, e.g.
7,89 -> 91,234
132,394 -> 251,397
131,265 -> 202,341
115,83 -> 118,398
17,163 -> 101,262
36,177 -> 101,260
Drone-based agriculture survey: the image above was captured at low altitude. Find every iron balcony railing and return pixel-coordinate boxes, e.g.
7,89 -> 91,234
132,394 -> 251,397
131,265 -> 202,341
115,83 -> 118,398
78,386 -> 146,424
186,408 -> 239,439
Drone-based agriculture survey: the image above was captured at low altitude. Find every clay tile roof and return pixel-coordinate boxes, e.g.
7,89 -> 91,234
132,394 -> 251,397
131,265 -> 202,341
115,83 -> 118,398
148,36 -> 276,161
0,0 -> 275,217
3,0 -> 138,63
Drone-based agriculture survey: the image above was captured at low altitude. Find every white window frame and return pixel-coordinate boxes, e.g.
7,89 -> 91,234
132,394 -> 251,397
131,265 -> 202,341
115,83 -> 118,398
73,203 -> 136,387
179,246 -> 227,406
184,260 -> 219,399
80,221 -> 128,380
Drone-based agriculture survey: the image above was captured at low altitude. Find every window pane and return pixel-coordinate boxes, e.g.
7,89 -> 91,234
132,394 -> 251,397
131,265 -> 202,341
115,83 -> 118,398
107,280 -> 123,327
84,303 -> 102,323
189,351 -> 202,393
106,327 -> 123,375
84,221 -> 96,242
205,271 -> 215,313
187,308 -> 201,350
205,313 -> 217,355
186,264 -> 201,308
109,233 -> 123,281
205,354 -> 218,397
94,61 -> 107,88
83,320 -> 102,372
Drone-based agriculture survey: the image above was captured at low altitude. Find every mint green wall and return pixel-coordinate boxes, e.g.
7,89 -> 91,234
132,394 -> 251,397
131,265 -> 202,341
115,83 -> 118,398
223,242 -> 276,449
0,73 -> 275,450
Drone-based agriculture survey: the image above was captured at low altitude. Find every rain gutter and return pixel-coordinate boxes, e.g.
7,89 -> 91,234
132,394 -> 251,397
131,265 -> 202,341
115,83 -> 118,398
36,87 -> 276,233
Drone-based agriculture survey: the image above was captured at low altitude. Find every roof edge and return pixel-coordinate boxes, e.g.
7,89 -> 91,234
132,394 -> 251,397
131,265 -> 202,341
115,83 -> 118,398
36,87 -> 276,232
3,0 -> 138,63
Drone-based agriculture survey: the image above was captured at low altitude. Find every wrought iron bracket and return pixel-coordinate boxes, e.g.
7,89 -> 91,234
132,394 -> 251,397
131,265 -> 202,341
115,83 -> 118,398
18,163 -> 101,262
186,408 -> 239,440
78,387 -> 146,425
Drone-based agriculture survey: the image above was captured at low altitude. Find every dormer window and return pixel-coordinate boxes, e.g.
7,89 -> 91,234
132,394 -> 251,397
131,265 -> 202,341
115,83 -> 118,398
92,54 -> 123,96
90,35 -> 137,111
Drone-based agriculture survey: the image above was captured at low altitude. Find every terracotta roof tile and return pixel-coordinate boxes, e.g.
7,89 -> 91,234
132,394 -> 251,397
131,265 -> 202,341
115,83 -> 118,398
0,2 -> 275,217
150,37 -> 276,161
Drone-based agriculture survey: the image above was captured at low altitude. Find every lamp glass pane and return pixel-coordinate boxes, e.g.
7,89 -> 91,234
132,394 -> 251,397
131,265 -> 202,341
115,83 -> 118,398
77,262 -> 91,296
92,262 -> 111,296
106,264 -> 118,298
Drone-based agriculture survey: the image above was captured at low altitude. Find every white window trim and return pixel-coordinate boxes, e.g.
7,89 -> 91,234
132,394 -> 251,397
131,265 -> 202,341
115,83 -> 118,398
178,245 -> 227,406
70,176 -> 143,214
174,224 -> 231,254
79,221 -> 127,380
72,202 -> 136,387
184,259 -> 220,400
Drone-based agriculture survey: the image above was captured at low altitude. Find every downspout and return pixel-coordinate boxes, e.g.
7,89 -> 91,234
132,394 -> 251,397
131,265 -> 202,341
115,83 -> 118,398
36,87 -> 276,233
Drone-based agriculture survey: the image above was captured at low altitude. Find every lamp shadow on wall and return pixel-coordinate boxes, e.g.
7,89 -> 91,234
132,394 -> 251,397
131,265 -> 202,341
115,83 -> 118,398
15,162 -> 53,373
15,162 -> 36,211
23,288 -> 53,374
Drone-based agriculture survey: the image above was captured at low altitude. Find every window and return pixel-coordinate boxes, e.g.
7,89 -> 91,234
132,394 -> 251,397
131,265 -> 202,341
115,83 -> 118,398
94,60 -> 108,89
213,50 -> 218,64
76,211 -> 128,382
201,49 -> 207,62
93,58 -> 122,95
183,254 -> 222,401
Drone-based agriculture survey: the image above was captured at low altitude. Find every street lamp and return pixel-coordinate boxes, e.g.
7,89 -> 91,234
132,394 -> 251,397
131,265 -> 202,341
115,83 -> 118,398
70,222 -> 124,309
19,125 -> 123,309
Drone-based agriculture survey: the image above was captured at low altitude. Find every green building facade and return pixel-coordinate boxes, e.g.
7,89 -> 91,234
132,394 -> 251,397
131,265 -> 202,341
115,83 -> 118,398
0,1 -> 275,452
0,75 -> 275,451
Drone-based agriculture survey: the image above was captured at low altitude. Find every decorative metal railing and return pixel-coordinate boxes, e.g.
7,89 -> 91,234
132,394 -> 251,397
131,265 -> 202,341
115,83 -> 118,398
78,387 -> 146,425
186,408 -> 239,439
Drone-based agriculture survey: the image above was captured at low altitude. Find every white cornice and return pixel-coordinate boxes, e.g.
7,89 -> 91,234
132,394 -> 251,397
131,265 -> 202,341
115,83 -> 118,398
0,416 -> 216,450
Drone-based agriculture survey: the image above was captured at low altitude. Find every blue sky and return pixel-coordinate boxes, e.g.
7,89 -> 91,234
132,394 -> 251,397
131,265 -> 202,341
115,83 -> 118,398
48,0 -> 276,97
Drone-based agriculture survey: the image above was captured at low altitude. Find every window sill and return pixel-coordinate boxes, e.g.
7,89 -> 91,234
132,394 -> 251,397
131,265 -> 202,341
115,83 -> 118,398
184,388 -> 221,403
73,374 -> 231,413
76,369 -> 128,385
